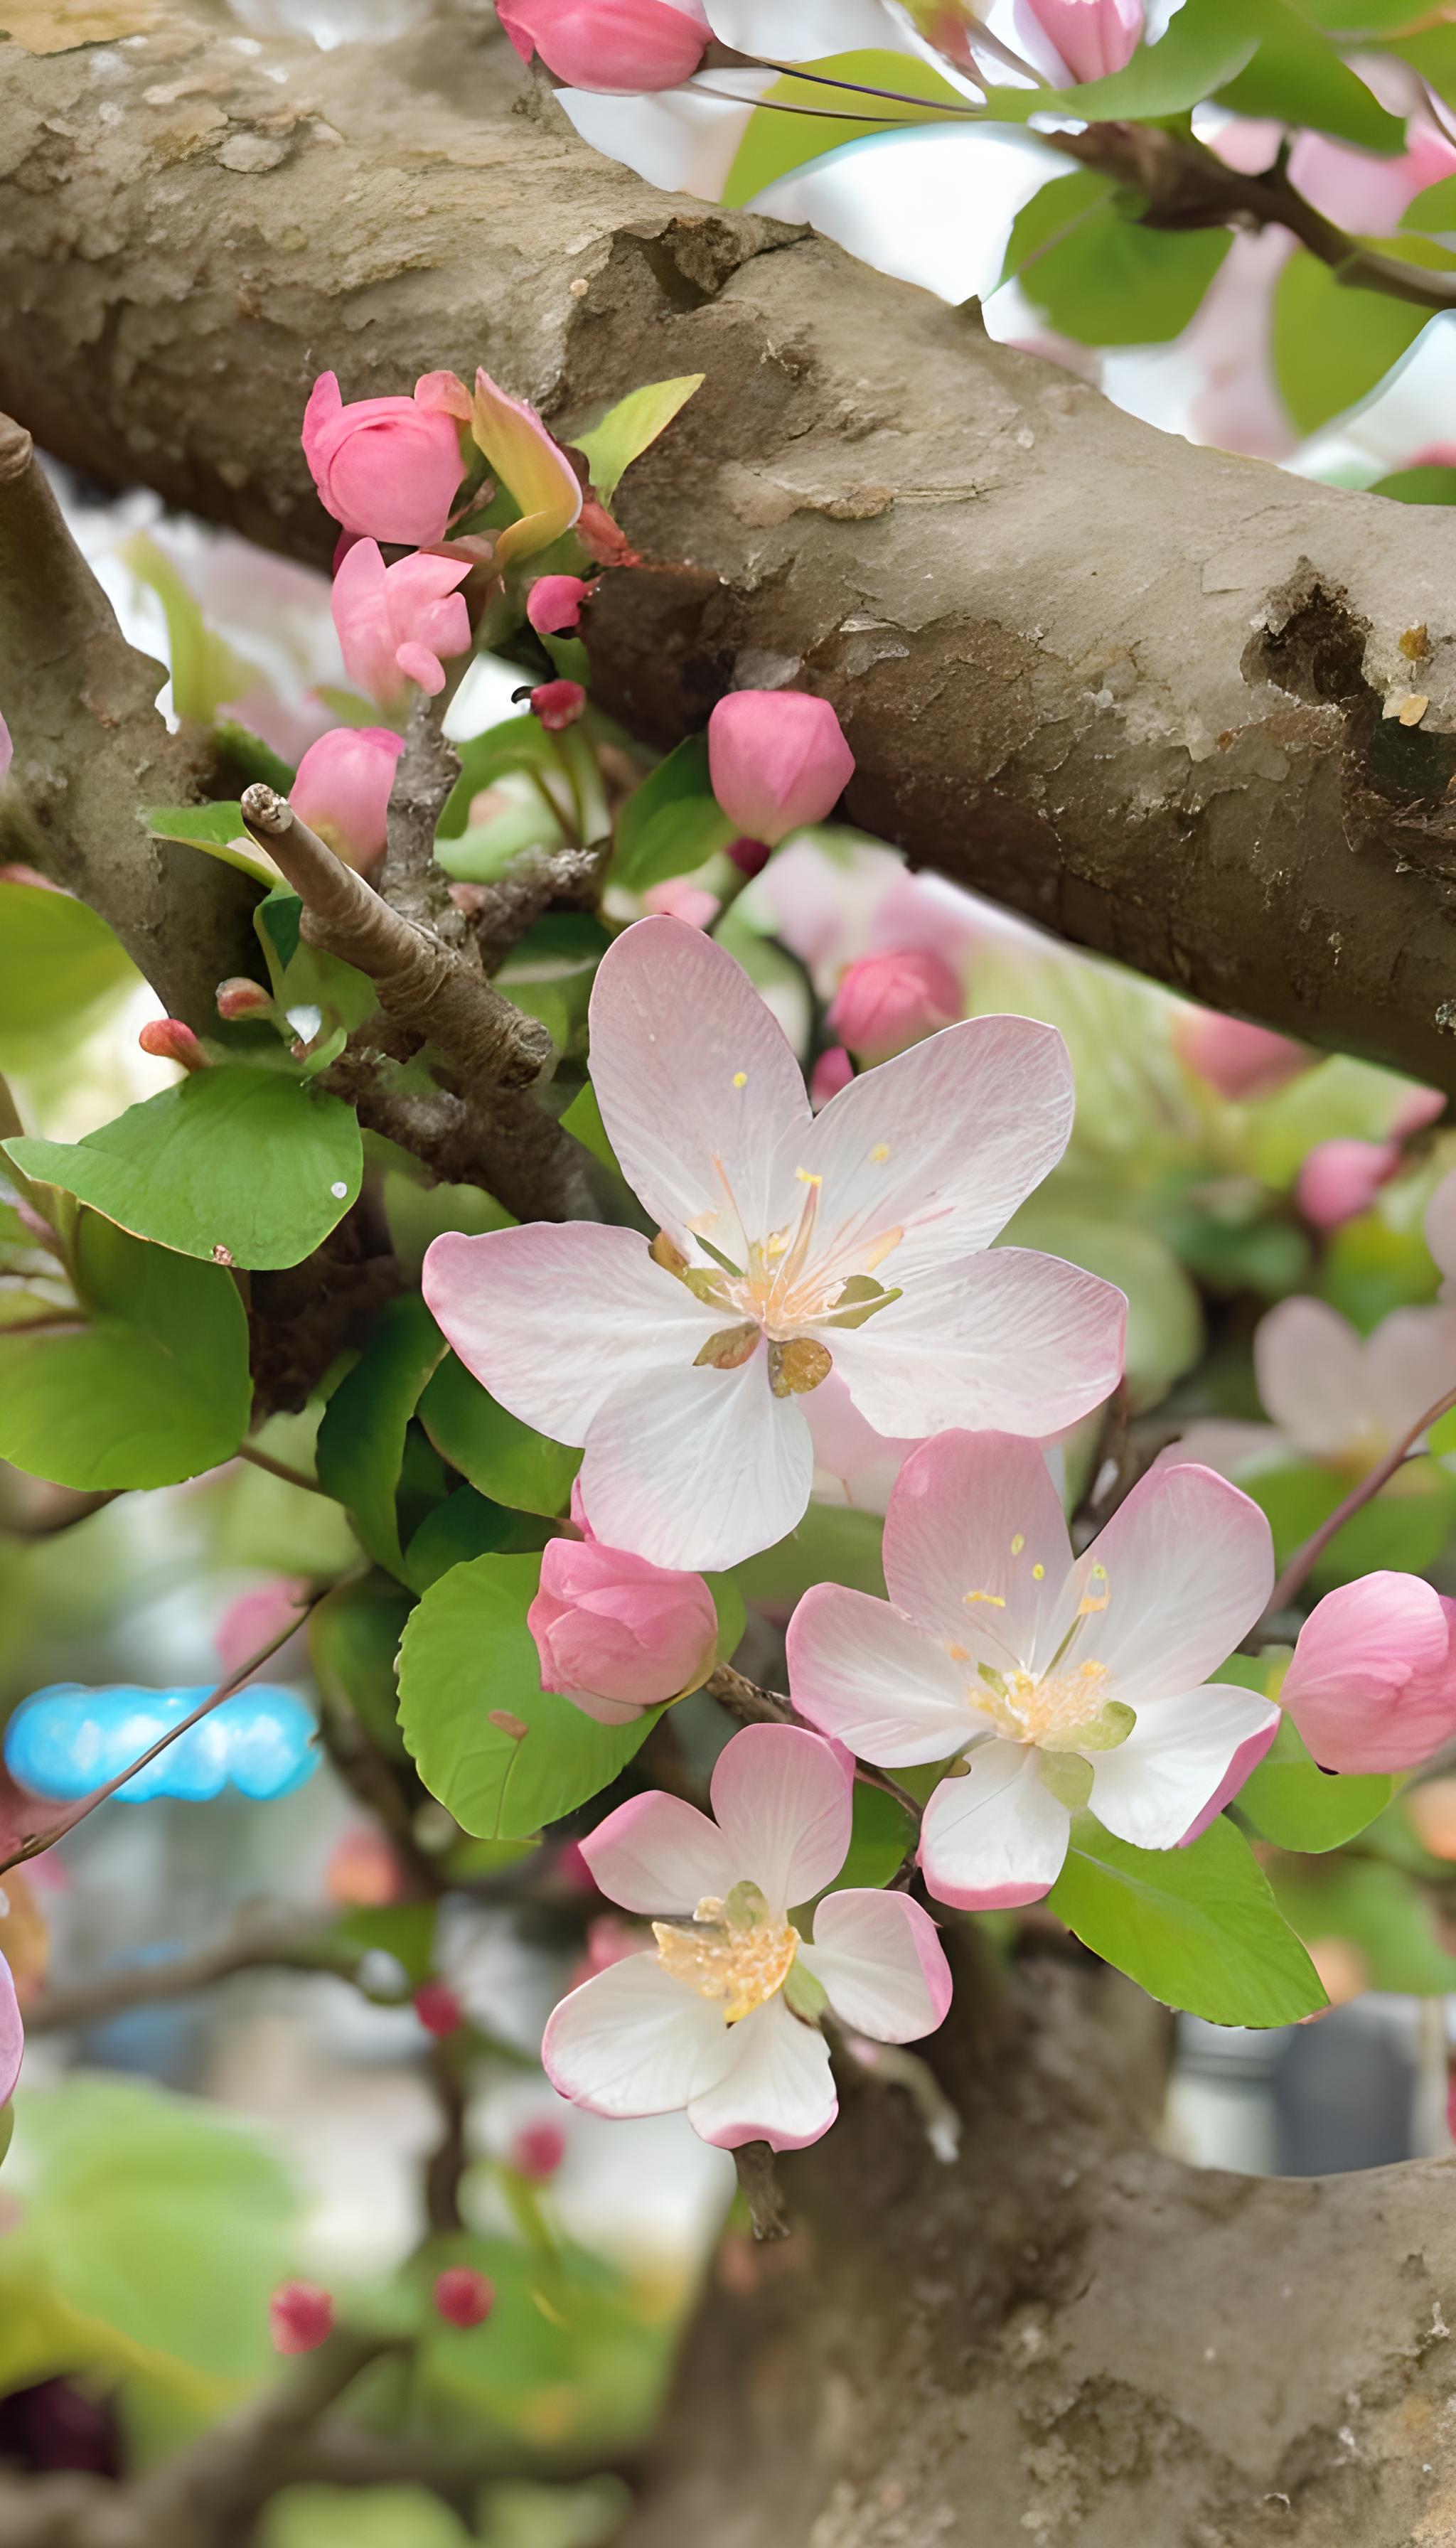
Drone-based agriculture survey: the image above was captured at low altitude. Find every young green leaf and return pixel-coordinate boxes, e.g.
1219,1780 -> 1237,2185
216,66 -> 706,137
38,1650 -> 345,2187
1048,1814 -> 1327,2026
572,375 -> 705,503
0,880 -> 136,1067
146,800 -> 277,884
419,1352 -> 581,1519
1235,1713 -> 1392,1853
315,1296 -> 449,1583
1005,173 -> 1232,347
611,735 -> 734,894
308,1575 -> 416,1762
1273,249 -> 1431,437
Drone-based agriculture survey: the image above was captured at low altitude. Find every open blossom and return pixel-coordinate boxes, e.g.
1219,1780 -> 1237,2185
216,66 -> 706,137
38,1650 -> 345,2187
1167,1296 -> 1456,1483
332,541 -> 472,704
543,1724 -> 951,2151
1016,0 -> 1143,83
708,691 -> 855,851
1280,1573 -> 1456,1774
530,1494 -> 717,1723
1172,1007 -> 1310,1103
301,371 -> 465,547
828,947 -> 963,1065
788,1433 -> 1278,1911
498,0 -> 710,90
423,918 -> 1125,1570
0,1952 -> 21,2107
290,727 -> 405,874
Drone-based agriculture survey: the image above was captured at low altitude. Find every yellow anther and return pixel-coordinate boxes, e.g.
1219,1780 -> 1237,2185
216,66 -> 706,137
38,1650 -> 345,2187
1032,1564 -> 1045,1580
963,1590 -> 1007,1608
870,1142 -> 890,1164
946,1642 -> 969,1663
794,1167 -> 823,1187
653,1894 -> 798,2024
1011,1533 -> 1025,1556
732,1071 -> 748,1088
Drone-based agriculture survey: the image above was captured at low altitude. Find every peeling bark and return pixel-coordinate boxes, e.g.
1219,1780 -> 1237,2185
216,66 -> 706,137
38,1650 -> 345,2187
4,11 -> 1456,1084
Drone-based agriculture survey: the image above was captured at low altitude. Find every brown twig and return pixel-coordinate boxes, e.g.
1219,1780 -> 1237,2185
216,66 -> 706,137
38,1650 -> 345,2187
378,690 -> 464,936
26,1902 -> 375,2033
733,2141 -> 791,2242
424,2038 -> 469,2236
706,1662 -> 923,1826
1265,1381 -> 1456,1616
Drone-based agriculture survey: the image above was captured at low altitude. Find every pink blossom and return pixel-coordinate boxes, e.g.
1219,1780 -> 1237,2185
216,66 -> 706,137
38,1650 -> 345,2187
543,1723 -> 952,2151
0,1953 -> 21,2108
1173,1007 -> 1310,1103
530,678 -> 587,731
291,727 -> 406,874
643,877 -> 719,929
498,0 -> 710,90
530,1533 -> 718,1722
726,837 -> 772,879
707,691 -> 855,850
527,574 -> 594,635
810,1046 -> 853,1110
788,1433 -> 1278,1910
1169,1297 -> 1456,1481
414,1982 -> 464,2038
331,540 -> 473,705
1289,118 -> 1456,236
215,1577 -> 309,1678
1297,1138 -> 1401,1233
301,370 -> 466,547
1015,0 -> 1143,84
269,2283 -> 333,2355
422,918 -> 1126,1570
510,2117 -> 568,2180
828,947 -> 963,1065
1280,1573 -> 1456,1773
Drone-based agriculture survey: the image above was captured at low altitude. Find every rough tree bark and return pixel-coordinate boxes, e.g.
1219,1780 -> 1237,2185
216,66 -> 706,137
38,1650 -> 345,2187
5,8 -> 1456,1088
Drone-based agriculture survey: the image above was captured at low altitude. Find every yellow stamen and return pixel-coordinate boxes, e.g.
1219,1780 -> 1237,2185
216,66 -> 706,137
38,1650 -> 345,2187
1032,1564 -> 1045,1580
1011,1533 -> 1025,1556
964,1590 -> 1007,1608
870,1142 -> 890,1164
653,1894 -> 798,2024
732,1071 -> 748,1088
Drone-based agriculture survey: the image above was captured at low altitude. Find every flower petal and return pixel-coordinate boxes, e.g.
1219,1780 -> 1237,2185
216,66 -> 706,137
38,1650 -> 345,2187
918,1742 -> 1071,1910
1280,1571 -> 1456,1772
581,1356 -> 813,1571
685,1993 -> 838,2152
423,1224 -> 717,1446
1058,1462 -> 1273,1705
802,1889 -> 952,2042
882,1430 -> 1074,1669
0,1952 -> 21,2109
542,1952 -> 737,2119
581,1791 -> 737,1915
587,916 -> 809,1256
1087,1685 -> 1280,1849
1365,1305 -> 1456,1447
1254,1297 -> 1373,1460
709,1722 -> 852,1916
787,1583 -> 982,1766
831,1246 -> 1125,1442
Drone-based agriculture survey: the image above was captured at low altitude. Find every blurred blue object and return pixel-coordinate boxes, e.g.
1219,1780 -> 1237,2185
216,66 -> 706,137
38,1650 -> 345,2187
4,1684 -> 318,1803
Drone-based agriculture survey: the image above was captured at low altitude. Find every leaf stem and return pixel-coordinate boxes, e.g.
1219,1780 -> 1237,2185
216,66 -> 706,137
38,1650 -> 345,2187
236,1438 -> 330,1497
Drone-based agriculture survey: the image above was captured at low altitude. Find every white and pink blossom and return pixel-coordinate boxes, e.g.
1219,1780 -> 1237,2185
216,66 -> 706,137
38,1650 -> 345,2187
788,1433 -> 1278,1911
0,1952 -> 21,2107
423,917 -> 1125,1570
542,1723 -> 951,2151
1168,1296 -> 1456,1484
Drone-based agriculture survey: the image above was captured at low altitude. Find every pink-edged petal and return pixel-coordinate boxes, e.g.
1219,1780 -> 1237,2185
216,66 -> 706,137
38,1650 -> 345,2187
1280,1571 -> 1456,1772
882,1430 -> 1073,1668
580,1356 -> 813,1572
0,1952 -> 21,2107
1366,1305 -> 1456,1447
709,1721 -> 852,1915
685,1992 -> 837,2151
801,1888 -> 952,2042
422,1224 -> 718,1446
1254,1297 -> 1373,1460
786,1583 -> 983,1766
795,1015 -> 1075,1285
1087,1684 -> 1280,1849
803,1372 -> 918,1515
918,1742 -> 1071,1910
1056,1462 -> 1273,1705
580,1790 -> 737,1915
542,1952 -> 737,2119
1151,1420 -> 1286,1482
831,1246 -> 1126,1442
586,916 -> 808,1255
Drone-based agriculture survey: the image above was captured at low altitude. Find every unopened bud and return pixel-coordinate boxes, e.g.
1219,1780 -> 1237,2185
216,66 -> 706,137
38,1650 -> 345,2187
434,2264 -> 495,2328
269,2281 -> 333,2355
216,977 -> 274,1022
510,2118 -> 567,2182
526,574 -> 594,636
828,948 -> 961,1064
810,1046 -> 853,1110
138,1017 -> 207,1072
530,679 -> 587,733
725,836 -> 771,879
413,1981 -> 464,2038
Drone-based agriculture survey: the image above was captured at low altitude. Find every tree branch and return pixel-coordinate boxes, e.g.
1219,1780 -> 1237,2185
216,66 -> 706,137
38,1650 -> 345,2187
23,1902 -> 373,2034
378,690 -> 464,936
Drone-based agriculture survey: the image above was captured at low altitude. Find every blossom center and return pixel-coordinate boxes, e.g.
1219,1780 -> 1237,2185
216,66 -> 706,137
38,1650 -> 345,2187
653,1883 -> 799,2023
977,1658 -> 1118,1747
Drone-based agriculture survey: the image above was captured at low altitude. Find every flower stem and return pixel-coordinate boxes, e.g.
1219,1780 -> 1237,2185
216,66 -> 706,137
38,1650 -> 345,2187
1266,1382 -> 1456,1616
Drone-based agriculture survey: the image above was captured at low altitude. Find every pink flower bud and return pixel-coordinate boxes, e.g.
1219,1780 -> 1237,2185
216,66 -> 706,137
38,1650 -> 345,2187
529,1534 -> 717,1722
216,978 -> 274,1022
643,877 -> 719,930
827,946 -> 962,1064
1296,1138 -> 1399,1233
707,691 -> 854,848
138,1018 -> 206,1072
510,2118 -> 567,2181
291,726 -> 407,873
526,574 -> 594,636
1281,1573 -> 1456,1772
414,1982 -> 464,2038
498,0 -> 710,92
810,1046 -> 854,1110
1017,0 -> 1144,84
0,1952 -> 23,2109
331,541 -> 473,707
302,370 -> 466,547
1393,1084 -> 1445,1140
1173,1007 -> 1310,1103
725,836 -> 771,879
269,2281 -> 333,2355
434,2266 -> 495,2328
530,678 -> 587,732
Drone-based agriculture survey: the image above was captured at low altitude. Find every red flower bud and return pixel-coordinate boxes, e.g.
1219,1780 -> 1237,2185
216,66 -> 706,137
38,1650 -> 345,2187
269,2281 -> 333,2355
434,2265 -> 495,2328
510,2118 -> 567,2182
414,1981 -> 464,2038
138,1018 -> 207,1072
725,835 -> 772,879
530,679 -> 587,733
216,978 -> 274,1022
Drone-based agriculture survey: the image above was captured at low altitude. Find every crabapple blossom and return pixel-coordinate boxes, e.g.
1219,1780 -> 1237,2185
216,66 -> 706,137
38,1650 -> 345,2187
0,1952 -> 21,2107
1172,1008 -> 1310,1103
269,2283 -> 333,2355
331,540 -> 472,704
788,1433 -> 1278,1911
301,371 -> 466,547
1016,0 -> 1144,83
434,2266 -> 495,2327
290,727 -> 406,874
1280,1573 -> 1456,1774
707,691 -> 855,851
828,947 -> 963,1065
1167,1297 -> 1456,1484
499,0 -> 710,91
510,2117 -> 568,2180
543,1724 -> 952,2151
414,1982 -> 464,2037
422,916 -> 1125,1570
527,574 -> 594,634
215,979 -> 274,1023
529,1508 -> 718,1723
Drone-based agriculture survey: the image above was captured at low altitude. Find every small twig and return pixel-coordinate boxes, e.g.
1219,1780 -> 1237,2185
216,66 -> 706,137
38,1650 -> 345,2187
733,2141 -> 790,2242
134,2328 -> 405,2538
706,1662 -> 923,1826
236,1439 -> 328,1497
378,690 -> 463,935
26,1902 -> 372,2033
1266,1381 -> 1456,1616
469,844 -> 604,973
424,2038 -> 469,2235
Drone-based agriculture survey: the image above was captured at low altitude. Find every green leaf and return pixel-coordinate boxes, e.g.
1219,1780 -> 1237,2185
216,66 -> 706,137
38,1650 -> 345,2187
0,880 -> 137,1067
419,1351 -> 580,1518
257,885 -> 303,972
333,1901 -> 438,1990
315,1297 -> 449,1583
1004,171 -> 1232,347
1403,173 -> 1456,232
405,1484 -> 518,1589
438,717 -> 557,838
706,1569 -> 746,1674
213,719 -> 296,795
1243,1455 -> 1456,1586
611,734 -> 735,893
1273,247 -> 1430,434
1048,1814 -> 1327,2025
146,799 -> 277,884
1270,1853 -> 1456,1994
723,50 -> 968,206
308,1575 -> 414,1761
6,1068 -> 362,1273
1370,463 -> 1456,505
1236,1712 -> 1392,1852
261,2488 -> 472,2548
560,1080 -> 621,1178
0,1214 -> 250,1489
573,375 -> 704,503
819,1779 -> 915,1898
120,531 -> 265,726
397,1551 -> 658,1840
734,1503 -> 887,1608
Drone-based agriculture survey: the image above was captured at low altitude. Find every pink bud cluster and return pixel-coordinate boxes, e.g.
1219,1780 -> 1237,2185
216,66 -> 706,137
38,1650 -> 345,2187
498,0 -> 710,92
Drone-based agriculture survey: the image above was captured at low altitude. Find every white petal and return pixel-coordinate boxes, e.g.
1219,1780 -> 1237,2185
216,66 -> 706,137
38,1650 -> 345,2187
751,124 -> 1063,309
557,76 -> 770,200
1058,1462 -> 1273,1707
587,916 -> 808,1258
705,0 -> 911,55
710,1721 -> 852,1915
1088,1686 -> 1280,1851
919,1742 -> 1070,1910
581,1355 -> 813,1571
802,1888 -> 952,2042
1254,1297 -> 1374,1461
582,1791 -> 737,1915
787,1583 -> 982,1765
1366,1306 -> 1456,1447
831,1246 -> 1126,1442
685,1993 -> 837,2151
542,1954 -> 736,2119
882,1431 -> 1073,1669
423,1224 -> 717,1445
